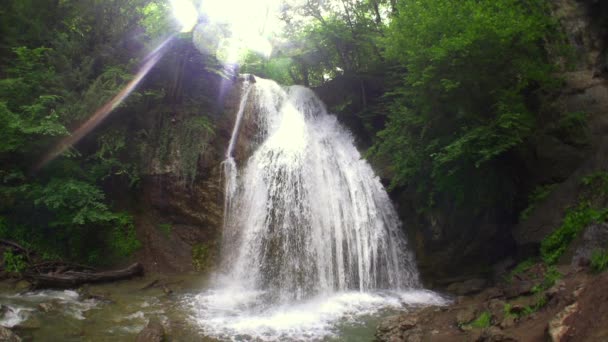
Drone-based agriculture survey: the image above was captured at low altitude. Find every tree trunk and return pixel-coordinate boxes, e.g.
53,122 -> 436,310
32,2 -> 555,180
24,262 -> 143,288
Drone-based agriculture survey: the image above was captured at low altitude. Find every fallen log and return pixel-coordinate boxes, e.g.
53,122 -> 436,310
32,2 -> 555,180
24,262 -> 143,288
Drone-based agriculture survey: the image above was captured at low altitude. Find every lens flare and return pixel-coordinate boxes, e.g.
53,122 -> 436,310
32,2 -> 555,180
35,36 -> 174,171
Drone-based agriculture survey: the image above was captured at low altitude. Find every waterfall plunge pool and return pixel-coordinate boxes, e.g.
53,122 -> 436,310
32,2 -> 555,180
0,275 -> 448,341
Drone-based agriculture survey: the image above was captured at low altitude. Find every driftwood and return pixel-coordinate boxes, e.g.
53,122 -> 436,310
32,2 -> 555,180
24,262 -> 143,288
27,261 -> 97,274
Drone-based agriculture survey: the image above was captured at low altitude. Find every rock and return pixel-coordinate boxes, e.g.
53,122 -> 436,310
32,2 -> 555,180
15,315 -> 42,330
456,306 -> 477,325
548,302 -> 579,342
499,316 -> 516,329
482,287 -> 504,301
480,326 -> 517,341
13,280 -> 30,292
546,280 -> 566,300
376,313 -> 422,341
0,326 -> 21,342
136,319 -> 165,342
447,278 -> 487,296
488,299 -> 506,322
0,304 -> 14,319
503,281 -> 534,299
37,302 -> 55,313
571,223 -> 608,267
162,286 -> 173,295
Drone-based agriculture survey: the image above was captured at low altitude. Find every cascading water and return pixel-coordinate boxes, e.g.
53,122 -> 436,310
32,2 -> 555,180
187,76 -> 447,341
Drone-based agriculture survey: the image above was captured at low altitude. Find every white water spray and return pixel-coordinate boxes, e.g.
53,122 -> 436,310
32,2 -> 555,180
189,76 -> 446,340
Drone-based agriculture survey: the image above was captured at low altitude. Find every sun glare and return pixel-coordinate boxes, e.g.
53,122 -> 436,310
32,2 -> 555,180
198,0 -> 282,59
170,0 -> 199,32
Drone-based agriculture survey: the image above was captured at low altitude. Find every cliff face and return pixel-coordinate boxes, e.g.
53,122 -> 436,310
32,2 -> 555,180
513,0 -> 608,249
113,46 -> 243,273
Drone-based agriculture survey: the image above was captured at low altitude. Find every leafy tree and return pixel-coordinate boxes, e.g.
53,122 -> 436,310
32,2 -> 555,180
371,0 -> 560,210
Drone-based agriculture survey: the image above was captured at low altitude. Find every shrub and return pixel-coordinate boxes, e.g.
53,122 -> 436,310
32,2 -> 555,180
541,203 -> 607,264
470,312 -> 491,329
591,249 -> 608,273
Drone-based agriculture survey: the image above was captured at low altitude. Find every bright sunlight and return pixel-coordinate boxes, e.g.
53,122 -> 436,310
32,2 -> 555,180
172,0 -> 283,60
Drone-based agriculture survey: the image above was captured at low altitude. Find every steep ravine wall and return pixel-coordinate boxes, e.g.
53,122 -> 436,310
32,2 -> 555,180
122,66 -> 243,273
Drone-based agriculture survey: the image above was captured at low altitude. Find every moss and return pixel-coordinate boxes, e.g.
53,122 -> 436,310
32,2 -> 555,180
506,259 -> 536,283
591,249 -> 608,273
519,184 -> 556,222
152,112 -> 215,186
541,203 -> 607,264
192,243 -> 211,272
469,312 -> 491,329
504,294 -> 548,318
158,223 -> 172,236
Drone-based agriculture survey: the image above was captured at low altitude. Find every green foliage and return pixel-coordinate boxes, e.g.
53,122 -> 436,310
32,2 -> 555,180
154,113 -> 215,185
551,111 -> 589,147
192,243 -> 210,272
89,128 -> 140,187
581,171 -> 608,198
469,312 -> 491,329
371,0 -> 559,211
241,54 -> 296,86
2,250 -> 27,273
520,184 -> 557,221
108,213 -> 141,258
504,295 -> 549,318
158,223 -> 172,236
531,266 -> 562,293
0,0 -> 160,265
590,249 -> 608,273
541,203 -> 608,264
506,259 -> 536,283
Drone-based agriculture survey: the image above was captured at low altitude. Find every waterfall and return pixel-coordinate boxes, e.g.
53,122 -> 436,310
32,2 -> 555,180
188,76 -> 445,341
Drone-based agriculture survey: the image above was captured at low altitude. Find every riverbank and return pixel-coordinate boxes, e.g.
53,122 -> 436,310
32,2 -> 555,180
376,262 -> 608,341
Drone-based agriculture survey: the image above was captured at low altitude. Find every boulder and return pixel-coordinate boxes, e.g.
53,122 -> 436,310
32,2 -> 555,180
503,281 -> 534,299
571,223 -> 608,267
479,326 -> 518,342
447,278 -> 487,296
456,306 -> 477,325
0,326 -> 21,342
548,302 -> 579,342
487,299 -> 507,323
13,280 -> 30,292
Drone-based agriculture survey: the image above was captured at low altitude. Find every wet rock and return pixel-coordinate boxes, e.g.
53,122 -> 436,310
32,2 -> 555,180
481,287 -> 504,301
447,278 -> 487,295
136,319 -> 165,342
456,306 -> 477,325
548,302 -> 579,342
376,313 -> 421,341
479,326 -> 517,341
0,304 -> 14,319
162,285 -> 173,295
499,315 -> 516,329
503,281 -> 534,299
13,280 -> 31,292
0,326 -> 21,342
37,302 -> 55,313
15,316 -> 42,330
487,299 -> 506,322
